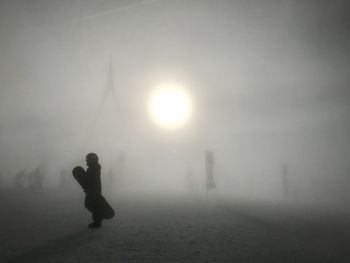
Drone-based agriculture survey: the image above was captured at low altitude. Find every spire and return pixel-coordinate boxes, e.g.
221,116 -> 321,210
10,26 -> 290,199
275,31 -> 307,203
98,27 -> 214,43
84,58 -> 120,147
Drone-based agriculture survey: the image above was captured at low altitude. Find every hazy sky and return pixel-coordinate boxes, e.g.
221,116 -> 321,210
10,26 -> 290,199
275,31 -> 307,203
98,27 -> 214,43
0,0 -> 349,195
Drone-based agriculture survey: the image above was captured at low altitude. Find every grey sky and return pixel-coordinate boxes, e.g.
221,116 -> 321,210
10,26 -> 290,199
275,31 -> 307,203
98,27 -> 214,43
0,0 -> 349,196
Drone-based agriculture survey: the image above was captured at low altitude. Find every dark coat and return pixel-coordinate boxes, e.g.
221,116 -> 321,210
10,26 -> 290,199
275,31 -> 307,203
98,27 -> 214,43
85,163 -> 102,195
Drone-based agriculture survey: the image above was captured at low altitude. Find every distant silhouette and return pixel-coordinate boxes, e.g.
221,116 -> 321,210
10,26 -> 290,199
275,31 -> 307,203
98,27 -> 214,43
281,162 -> 289,197
205,150 -> 215,191
185,161 -> 194,193
72,153 -> 115,228
29,167 -> 44,189
15,170 -> 27,188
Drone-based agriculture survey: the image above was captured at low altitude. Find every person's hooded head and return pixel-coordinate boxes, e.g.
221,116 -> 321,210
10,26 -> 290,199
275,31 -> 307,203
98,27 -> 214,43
86,153 -> 99,167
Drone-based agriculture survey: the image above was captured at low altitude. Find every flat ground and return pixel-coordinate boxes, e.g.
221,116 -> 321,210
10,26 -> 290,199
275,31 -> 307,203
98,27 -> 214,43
1,189 -> 349,263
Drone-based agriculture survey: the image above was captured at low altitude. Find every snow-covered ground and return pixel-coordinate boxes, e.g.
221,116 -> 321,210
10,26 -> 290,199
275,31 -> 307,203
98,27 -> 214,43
1,189 -> 350,263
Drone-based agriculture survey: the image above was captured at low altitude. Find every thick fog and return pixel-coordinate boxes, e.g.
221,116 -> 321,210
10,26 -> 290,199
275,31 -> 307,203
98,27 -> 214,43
0,0 -> 349,206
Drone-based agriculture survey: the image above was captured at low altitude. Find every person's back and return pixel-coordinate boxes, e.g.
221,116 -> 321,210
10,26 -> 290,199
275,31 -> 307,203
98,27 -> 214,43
34,168 -> 43,189
86,161 -> 101,195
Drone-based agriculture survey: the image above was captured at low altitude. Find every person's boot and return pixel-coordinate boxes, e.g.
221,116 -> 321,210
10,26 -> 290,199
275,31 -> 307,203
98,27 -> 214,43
88,220 -> 102,228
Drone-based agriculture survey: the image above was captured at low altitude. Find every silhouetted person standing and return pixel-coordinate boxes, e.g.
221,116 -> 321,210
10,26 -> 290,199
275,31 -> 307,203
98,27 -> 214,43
72,153 -> 115,228
28,167 -> 43,189
85,153 -> 104,228
15,170 -> 27,188
33,167 -> 44,189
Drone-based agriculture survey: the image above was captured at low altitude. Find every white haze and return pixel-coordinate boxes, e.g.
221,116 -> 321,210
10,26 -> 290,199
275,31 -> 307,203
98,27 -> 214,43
0,0 -> 349,207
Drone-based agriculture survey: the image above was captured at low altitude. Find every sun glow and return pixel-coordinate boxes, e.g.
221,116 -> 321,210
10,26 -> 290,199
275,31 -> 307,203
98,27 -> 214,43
148,83 -> 192,129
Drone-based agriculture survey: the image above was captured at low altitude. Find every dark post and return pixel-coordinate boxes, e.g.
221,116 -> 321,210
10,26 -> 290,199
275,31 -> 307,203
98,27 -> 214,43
205,150 -> 215,200
281,162 -> 289,197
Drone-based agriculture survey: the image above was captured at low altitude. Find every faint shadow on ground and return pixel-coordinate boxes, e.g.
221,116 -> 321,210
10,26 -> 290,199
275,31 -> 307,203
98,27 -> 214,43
6,230 -> 102,263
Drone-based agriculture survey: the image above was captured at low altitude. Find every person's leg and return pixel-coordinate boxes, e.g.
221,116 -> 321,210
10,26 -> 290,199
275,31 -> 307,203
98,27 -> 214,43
90,212 -> 103,227
84,195 -> 93,212
87,195 -> 103,228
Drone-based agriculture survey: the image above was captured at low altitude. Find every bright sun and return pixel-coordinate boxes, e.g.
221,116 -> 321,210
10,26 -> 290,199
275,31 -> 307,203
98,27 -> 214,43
148,83 -> 193,129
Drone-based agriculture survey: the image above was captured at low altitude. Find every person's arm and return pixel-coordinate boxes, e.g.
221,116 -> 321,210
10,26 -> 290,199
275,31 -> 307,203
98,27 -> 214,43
86,165 -> 101,194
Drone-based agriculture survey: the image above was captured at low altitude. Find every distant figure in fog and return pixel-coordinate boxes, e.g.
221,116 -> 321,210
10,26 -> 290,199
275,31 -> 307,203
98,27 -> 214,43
15,170 -> 27,188
281,162 -> 289,197
185,162 -> 194,193
29,167 -> 44,189
72,153 -> 115,228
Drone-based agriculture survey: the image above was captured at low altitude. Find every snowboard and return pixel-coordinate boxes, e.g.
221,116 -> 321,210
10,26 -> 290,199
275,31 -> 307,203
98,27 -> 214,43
72,166 -> 87,191
72,166 -> 115,220
97,195 -> 115,219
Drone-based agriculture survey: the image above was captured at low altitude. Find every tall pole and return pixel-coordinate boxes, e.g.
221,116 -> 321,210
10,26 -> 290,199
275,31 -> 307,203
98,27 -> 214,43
281,162 -> 288,197
205,150 -> 215,201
